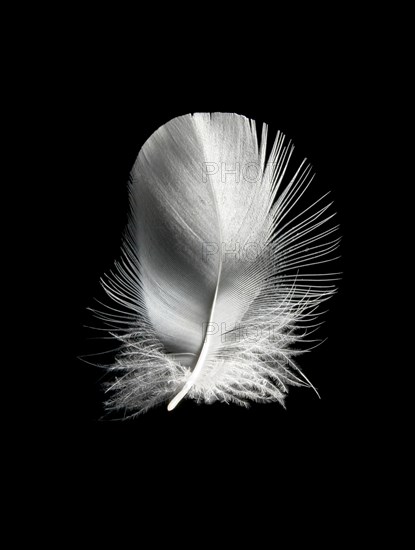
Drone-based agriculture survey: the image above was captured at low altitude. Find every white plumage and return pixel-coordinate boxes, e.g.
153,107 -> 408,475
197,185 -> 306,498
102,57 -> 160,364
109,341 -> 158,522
96,113 -> 339,415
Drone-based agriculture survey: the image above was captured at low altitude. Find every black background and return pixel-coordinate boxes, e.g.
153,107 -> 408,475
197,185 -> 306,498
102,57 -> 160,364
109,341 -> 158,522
43,25 -> 378,520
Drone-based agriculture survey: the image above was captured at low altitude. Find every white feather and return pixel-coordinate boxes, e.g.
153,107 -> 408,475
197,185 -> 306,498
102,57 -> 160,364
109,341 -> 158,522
96,113 -> 339,416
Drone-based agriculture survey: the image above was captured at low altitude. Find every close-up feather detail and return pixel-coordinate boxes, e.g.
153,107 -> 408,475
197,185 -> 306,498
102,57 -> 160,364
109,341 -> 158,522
94,113 -> 340,416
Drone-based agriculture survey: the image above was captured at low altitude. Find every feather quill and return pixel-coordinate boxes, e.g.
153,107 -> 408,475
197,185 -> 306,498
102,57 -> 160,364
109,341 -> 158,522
95,113 -> 339,416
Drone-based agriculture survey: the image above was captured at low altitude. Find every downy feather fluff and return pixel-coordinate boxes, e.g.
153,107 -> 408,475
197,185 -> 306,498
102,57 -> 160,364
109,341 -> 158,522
96,112 -> 339,416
